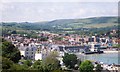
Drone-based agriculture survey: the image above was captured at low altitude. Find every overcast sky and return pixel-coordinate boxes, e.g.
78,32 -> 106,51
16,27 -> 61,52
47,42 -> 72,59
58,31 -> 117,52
0,0 -> 119,22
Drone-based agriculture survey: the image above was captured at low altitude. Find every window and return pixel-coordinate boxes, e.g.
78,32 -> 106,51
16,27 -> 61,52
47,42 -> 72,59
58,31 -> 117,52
31,52 -> 33,54
26,52 -> 28,54
26,48 -> 29,51
32,48 -> 34,51
37,49 -> 39,51
26,56 -> 28,59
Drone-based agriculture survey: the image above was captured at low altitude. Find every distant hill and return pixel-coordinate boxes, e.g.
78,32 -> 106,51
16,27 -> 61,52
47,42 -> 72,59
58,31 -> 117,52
37,16 -> 118,29
1,16 -> 118,34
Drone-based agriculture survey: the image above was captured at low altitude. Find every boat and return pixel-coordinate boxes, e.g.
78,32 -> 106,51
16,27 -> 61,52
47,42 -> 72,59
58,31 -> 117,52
84,51 -> 104,54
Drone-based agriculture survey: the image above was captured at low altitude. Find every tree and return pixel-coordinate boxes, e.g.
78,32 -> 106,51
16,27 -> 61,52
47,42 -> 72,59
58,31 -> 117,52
23,60 -> 32,67
31,51 -> 61,71
11,64 -> 27,70
2,57 -> 27,70
95,64 -> 103,72
2,57 -> 14,70
2,39 -> 21,63
79,60 -> 94,72
39,37 -> 48,41
0,56 -> 1,70
43,54 -> 61,71
31,60 -> 43,70
11,30 -> 17,34
62,53 -> 77,69
31,55 -> 61,71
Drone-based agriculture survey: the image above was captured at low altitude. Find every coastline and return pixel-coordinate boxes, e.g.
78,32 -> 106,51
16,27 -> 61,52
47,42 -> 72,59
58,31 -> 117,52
76,52 -> 119,64
103,50 -> 120,53
76,50 -> 119,55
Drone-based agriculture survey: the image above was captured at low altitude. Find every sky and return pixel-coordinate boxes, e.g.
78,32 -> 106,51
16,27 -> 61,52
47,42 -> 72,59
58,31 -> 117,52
0,0 -> 119,22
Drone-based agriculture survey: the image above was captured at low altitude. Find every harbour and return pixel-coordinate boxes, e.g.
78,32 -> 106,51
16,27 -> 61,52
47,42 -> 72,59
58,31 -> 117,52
75,52 -> 120,65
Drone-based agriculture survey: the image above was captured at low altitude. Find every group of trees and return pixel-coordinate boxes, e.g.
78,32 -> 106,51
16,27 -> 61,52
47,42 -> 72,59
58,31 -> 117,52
62,53 -> 103,72
1,38 -> 21,70
62,53 -> 78,69
2,39 -> 21,63
1,39 -> 61,71
30,52 -> 61,71
15,55 -> 62,72
30,57 -> 61,72
79,60 -> 94,72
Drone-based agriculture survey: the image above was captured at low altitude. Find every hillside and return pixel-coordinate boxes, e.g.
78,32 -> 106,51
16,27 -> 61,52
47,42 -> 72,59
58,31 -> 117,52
1,16 -> 118,34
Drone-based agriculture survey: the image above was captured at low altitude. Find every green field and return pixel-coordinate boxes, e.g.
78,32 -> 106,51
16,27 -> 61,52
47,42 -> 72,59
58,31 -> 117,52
1,16 -> 118,35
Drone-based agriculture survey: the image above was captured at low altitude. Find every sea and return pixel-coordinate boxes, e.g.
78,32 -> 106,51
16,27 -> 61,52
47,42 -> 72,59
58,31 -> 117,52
75,52 -> 120,65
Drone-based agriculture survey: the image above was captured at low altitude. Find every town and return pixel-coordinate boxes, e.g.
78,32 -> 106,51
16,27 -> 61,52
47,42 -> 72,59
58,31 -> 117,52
2,29 -> 120,72
1,1 -> 119,72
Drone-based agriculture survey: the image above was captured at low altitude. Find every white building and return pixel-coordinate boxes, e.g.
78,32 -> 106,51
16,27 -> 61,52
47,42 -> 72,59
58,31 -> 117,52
18,43 -> 37,60
35,44 -> 60,60
35,44 -> 48,60
19,43 -> 63,61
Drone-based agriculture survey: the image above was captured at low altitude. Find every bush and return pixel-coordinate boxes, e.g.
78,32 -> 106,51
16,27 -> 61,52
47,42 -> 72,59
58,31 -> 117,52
79,60 -> 94,72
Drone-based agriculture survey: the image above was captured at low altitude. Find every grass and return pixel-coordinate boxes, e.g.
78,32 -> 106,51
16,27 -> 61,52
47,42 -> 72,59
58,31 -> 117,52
82,23 -> 118,28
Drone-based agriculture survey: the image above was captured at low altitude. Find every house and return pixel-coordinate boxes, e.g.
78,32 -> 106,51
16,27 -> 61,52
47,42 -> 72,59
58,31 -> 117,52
35,44 -> 48,60
18,43 -> 37,60
35,44 -> 60,60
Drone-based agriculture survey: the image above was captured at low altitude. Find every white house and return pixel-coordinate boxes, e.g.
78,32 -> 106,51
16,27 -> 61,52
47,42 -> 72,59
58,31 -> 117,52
35,44 -> 48,60
19,43 -> 63,61
18,43 -> 37,60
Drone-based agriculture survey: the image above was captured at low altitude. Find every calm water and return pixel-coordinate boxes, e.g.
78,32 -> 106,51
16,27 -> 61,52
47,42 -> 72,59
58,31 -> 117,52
76,52 -> 120,64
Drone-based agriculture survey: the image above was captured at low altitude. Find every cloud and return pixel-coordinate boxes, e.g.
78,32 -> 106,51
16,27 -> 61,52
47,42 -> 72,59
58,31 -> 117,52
72,9 -> 87,18
79,9 -> 86,15
1,0 -> 119,2
49,8 -> 56,12
112,10 -> 118,14
37,9 -> 44,13
0,2 -> 118,22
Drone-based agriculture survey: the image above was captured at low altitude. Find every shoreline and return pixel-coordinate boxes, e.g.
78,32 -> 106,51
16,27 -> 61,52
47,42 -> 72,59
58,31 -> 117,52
103,50 -> 120,53
75,51 -> 119,56
76,50 -> 119,55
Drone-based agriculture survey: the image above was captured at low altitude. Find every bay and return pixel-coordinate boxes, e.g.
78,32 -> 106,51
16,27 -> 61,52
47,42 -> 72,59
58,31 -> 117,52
76,52 -> 120,65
